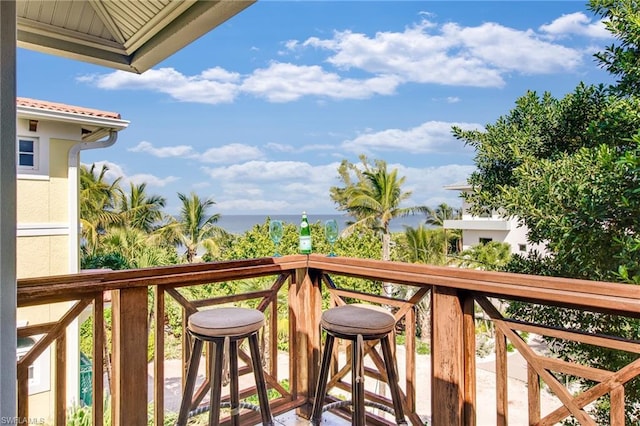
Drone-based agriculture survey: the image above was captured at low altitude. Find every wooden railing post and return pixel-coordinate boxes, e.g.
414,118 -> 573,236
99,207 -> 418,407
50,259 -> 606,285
290,264 -> 322,418
431,286 -> 476,426
111,287 -> 148,426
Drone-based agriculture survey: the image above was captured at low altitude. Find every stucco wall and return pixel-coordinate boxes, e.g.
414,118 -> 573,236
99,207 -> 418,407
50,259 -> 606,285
17,235 -> 69,279
17,138 -> 74,225
462,222 -> 546,255
16,123 -> 80,422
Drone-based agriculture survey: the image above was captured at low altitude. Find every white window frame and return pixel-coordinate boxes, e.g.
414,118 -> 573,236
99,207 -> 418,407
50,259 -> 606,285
17,136 -> 39,171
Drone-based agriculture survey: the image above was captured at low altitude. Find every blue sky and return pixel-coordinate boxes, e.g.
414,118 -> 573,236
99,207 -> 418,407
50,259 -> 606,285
17,1 -> 614,216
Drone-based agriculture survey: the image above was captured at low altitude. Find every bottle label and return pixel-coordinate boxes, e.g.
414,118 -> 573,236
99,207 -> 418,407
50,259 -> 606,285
299,236 -> 312,253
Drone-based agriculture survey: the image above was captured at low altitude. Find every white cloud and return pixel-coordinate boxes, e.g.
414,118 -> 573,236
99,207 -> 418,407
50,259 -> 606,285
539,12 -> 610,39
241,62 -> 400,102
343,121 -> 481,155
303,23 -> 505,87
126,174 -> 179,187
82,160 -> 178,188
445,22 -> 582,74
199,159 -> 476,214
302,17 -> 589,87
397,163 -> 477,207
216,198 -> 291,212
200,143 -> 263,163
128,141 -> 194,158
201,161 -> 342,213
127,141 -> 262,164
266,142 -> 336,153
79,67 -> 241,104
193,181 -> 211,189
84,160 -> 125,183
202,160 -> 338,181
78,13 -> 601,103
265,143 -> 296,153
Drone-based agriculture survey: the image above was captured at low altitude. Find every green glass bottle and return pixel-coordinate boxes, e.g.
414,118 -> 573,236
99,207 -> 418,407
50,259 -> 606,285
299,211 -> 312,254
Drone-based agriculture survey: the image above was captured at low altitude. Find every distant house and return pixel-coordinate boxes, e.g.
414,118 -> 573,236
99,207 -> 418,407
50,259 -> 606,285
442,183 -> 547,256
16,97 -> 128,420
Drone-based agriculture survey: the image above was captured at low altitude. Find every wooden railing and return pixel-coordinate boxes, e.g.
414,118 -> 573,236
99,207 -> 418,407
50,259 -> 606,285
16,255 -> 640,425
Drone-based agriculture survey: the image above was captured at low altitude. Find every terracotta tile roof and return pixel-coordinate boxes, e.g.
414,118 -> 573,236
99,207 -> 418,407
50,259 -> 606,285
17,97 -> 121,120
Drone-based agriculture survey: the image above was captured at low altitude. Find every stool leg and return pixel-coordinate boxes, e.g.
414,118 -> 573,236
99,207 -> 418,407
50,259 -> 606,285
352,336 -> 365,426
248,332 -> 273,426
209,340 -> 225,426
229,339 -> 240,426
381,335 -> 407,425
176,337 -> 204,426
311,333 -> 335,425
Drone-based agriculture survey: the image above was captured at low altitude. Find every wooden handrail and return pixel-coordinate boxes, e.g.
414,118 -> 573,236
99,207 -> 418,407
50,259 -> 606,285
15,255 -> 640,425
17,256 -> 308,306
307,255 -> 640,317
18,255 -> 640,311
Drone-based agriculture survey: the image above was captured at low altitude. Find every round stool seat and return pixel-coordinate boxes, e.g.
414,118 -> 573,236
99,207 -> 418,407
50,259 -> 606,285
188,307 -> 265,338
320,304 -> 395,337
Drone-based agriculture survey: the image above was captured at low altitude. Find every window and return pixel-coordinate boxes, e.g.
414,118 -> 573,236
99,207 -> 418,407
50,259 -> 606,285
16,336 -> 50,395
18,137 -> 38,169
519,244 -> 527,252
479,238 -> 493,245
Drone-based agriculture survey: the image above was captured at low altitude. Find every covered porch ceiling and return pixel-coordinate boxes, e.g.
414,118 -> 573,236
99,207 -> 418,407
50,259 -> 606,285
16,0 -> 256,73
1,0 -> 257,418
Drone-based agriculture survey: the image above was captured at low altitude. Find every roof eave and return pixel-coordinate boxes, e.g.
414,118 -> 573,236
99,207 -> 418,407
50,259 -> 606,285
130,0 -> 256,73
17,105 -> 130,132
18,33 -> 136,72
17,0 -> 256,74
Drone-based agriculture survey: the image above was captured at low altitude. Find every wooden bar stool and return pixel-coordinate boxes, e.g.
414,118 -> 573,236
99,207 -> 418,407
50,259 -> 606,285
176,307 -> 273,426
311,304 -> 407,425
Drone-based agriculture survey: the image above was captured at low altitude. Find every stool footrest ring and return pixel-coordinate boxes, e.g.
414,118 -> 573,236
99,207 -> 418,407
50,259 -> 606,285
185,401 -> 262,420
320,400 -> 408,424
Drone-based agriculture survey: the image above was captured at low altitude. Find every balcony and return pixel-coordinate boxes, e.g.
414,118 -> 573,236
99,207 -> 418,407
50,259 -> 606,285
444,219 -> 512,232
16,255 -> 640,425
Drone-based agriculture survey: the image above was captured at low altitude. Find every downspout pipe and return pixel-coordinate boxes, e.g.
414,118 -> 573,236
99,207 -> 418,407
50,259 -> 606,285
66,130 -> 117,407
68,130 -> 118,273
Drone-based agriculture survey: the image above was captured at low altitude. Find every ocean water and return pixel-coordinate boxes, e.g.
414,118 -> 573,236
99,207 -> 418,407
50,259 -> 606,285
215,214 -> 428,235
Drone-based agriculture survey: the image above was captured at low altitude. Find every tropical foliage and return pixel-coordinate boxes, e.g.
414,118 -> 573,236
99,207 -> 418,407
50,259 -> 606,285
395,225 -> 446,265
453,1 -> 640,421
424,203 -> 461,227
330,155 -> 427,262
448,241 -> 511,271
80,164 -> 122,255
218,218 -> 384,297
117,182 -> 166,233
424,202 -> 462,256
591,0 -> 640,97
157,192 -> 226,263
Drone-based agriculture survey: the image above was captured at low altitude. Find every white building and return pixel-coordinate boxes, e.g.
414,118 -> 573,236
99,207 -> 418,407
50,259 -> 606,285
443,183 -> 547,256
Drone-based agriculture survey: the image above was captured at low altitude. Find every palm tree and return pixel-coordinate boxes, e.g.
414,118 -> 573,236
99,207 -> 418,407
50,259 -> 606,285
344,160 -> 425,262
100,227 -> 176,268
449,241 -> 512,270
401,225 -> 446,265
160,192 -> 225,263
79,164 -> 123,254
424,202 -> 462,256
425,203 -> 460,227
118,182 -> 166,233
